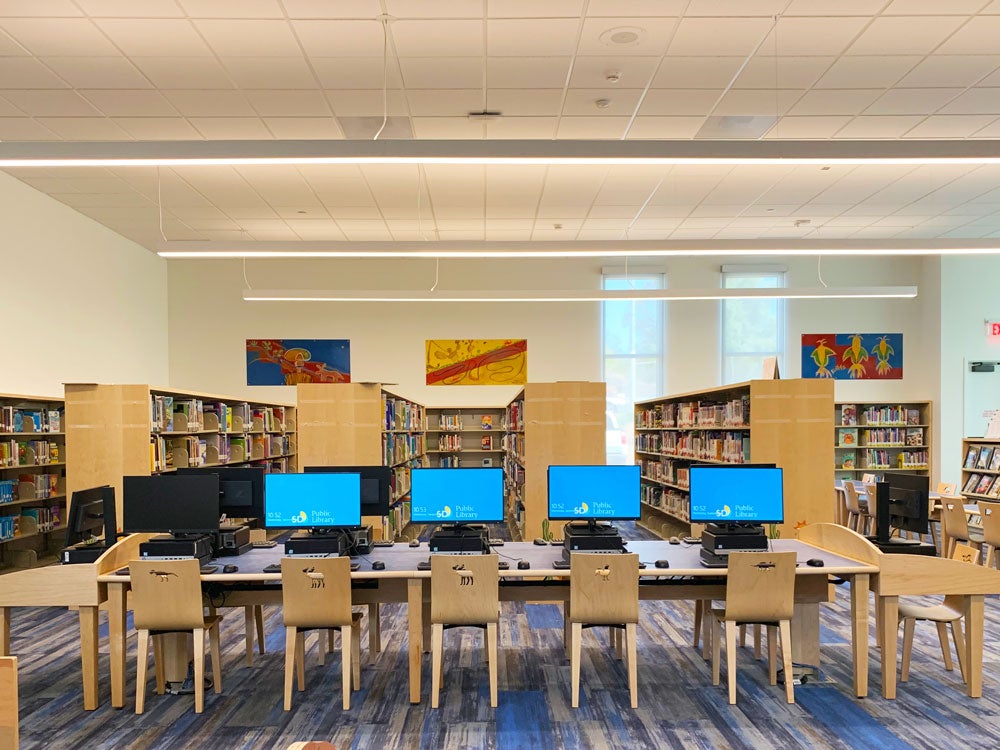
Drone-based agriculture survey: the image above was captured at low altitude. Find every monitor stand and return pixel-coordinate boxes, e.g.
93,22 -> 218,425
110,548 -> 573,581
284,529 -> 350,557
865,535 -> 937,556
429,524 -> 489,554
563,520 -> 624,554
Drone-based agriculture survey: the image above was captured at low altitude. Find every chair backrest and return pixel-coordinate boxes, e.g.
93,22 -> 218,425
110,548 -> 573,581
861,473 -> 877,484
724,551 -> 797,623
129,559 -> 205,631
951,542 -> 981,565
940,496 -> 970,540
843,483 -> 862,514
569,553 -> 639,625
937,482 -> 957,496
0,656 -> 16,750
430,553 -> 499,625
977,501 -> 1000,548
281,556 -> 353,629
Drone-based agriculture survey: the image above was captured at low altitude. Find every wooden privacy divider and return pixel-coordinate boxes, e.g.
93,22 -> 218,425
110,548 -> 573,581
0,656 -> 17,750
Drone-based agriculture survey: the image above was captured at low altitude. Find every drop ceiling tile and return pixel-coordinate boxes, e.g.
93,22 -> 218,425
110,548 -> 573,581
847,17 -> 967,55
95,19 -> 213,56
904,115 -> 997,137
190,117 -> 273,138
263,117 -> 344,138
0,1 -> 84,16
406,89 -> 483,116
485,89 -> 564,116
392,20 -> 484,57
311,58 -> 405,88
2,89 -> 102,116
195,20 -> 303,56
971,117 -> 1000,136
411,116 -> 484,138
577,228 -> 627,239
712,89 -> 800,116
36,116 -> 130,139
667,17 -> 775,57
113,116 -> 205,139
626,115 -> 704,138
291,20 -> 385,58
577,18 -> 676,57
487,19 -> 581,56
78,0 -> 186,15
900,56 -> 1000,87
245,90 -> 331,116
686,0 -> 786,14
939,88 -> 1000,115
639,89 -> 721,116
178,1 -> 284,18
283,1 -> 382,19
80,89 -> 179,116
398,58 -> 483,89
131,57 -> 235,88
486,57 -> 572,89
487,0 -> 586,17
816,56 -> 919,90
731,57 -> 834,90
287,224 -> 345,240
0,58 -> 68,89
787,89 -> 883,116
0,19 -> 120,56
485,116 -> 558,138
865,88 -> 962,115
225,205 -> 279,219
220,57 -> 318,89
764,116 -> 852,138
164,90 -> 255,116
325,90 -> 408,116
41,57 -> 151,89
569,56 -> 659,88
937,16 -> 1000,54
556,116 -> 630,138
562,88 -> 643,116
652,57 -> 743,88
836,114 -> 925,138
885,0 -> 985,11
770,17 -> 869,56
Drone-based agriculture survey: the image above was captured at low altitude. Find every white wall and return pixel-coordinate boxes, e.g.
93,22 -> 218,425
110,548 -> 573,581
0,171 -> 168,396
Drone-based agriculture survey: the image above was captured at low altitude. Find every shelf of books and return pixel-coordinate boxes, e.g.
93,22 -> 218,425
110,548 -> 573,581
635,379 -> 834,540
834,402 -> 932,481
296,383 -> 427,540
65,384 -> 296,530
502,382 -> 605,542
425,406 -> 505,468
960,438 -> 1000,502
0,393 -> 67,571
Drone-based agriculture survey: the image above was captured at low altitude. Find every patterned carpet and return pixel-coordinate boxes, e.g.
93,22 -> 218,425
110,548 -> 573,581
9,527 -> 1000,749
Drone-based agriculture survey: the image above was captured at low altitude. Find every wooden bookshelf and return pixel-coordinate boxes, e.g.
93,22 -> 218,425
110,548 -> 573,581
65,384 -> 296,530
634,379 -> 834,540
424,406 -> 505,468
296,383 -> 427,540
834,401 -> 932,481
0,393 -> 66,571
959,437 -> 1000,501
503,382 -> 605,542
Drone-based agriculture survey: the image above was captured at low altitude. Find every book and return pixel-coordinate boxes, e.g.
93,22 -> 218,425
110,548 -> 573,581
965,446 -> 979,468
842,455 -> 855,470
481,415 -> 493,430
964,473 -> 982,493
977,446 -> 994,470
990,450 -> 1000,473
977,475 -> 995,495
905,409 -> 920,425
838,428 -> 858,447
481,435 -> 494,450
905,428 -> 923,447
840,405 -> 857,426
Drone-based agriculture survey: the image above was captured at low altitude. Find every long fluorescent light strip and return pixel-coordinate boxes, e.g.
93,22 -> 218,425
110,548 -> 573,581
242,287 -> 917,303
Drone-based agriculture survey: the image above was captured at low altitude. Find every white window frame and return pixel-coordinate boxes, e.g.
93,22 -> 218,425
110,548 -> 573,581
720,265 -> 786,385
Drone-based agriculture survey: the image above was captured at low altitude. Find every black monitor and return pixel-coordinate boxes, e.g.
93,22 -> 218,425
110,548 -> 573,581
875,472 -> 929,545
177,466 -> 265,521
263,472 -> 362,530
303,465 -> 391,518
64,485 -> 117,548
689,464 -> 783,526
547,465 -> 640,532
122,475 -> 221,536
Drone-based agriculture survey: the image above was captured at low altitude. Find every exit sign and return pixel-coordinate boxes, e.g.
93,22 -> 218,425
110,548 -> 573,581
991,322 -> 1000,337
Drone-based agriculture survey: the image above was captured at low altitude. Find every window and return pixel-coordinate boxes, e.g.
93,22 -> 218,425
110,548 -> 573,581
721,269 -> 785,385
602,272 -> 665,465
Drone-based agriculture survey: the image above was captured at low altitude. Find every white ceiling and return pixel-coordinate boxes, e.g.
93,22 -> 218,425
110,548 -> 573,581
2,0 -> 1000,250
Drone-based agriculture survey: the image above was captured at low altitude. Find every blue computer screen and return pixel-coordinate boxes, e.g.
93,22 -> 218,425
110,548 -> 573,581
547,464 -> 640,520
264,472 -> 361,529
410,468 -> 504,524
689,466 -> 784,524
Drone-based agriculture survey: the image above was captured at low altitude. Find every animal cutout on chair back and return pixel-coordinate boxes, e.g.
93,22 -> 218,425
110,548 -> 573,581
280,557 -> 352,629
431,554 -> 500,625
569,553 -> 639,625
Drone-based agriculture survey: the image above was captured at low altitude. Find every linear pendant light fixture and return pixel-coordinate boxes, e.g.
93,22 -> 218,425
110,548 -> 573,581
242,287 -> 918,303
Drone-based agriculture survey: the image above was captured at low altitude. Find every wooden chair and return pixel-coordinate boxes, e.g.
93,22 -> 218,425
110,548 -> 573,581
899,543 -> 980,684
568,553 -> 640,709
430,553 -> 500,708
130,559 -> 222,714
977,501 -> 1000,568
937,482 -> 957,496
710,551 -> 796,705
939,496 -> 983,558
280,557 -> 361,711
843,482 -> 867,533
0,656 -> 17,750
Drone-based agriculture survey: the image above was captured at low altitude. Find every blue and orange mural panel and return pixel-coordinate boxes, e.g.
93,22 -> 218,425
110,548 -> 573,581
801,333 -> 902,380
246,339 -> 351,386
426,339 -> 527,386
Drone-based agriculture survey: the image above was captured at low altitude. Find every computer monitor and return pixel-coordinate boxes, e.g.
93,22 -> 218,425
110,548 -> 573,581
303,465 -> 391,517
688,465 -> 783,526
410,467 -> 504,525
263,472 -> 362,530
874,472 -> 929,545
547,465 -> 640,531
64,485 -> 117,548
122,475 -> 221,536
177,466 -> 265,521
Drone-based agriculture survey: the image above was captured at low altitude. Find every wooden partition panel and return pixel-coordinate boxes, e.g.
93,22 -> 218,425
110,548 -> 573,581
0,656 -> 16,750
296,383 -> 383,467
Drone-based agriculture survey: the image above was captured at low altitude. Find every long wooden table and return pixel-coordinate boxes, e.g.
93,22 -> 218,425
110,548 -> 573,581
98,535 -> 877,707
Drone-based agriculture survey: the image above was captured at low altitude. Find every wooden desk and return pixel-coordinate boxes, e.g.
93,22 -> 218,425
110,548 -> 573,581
99,536 -> 876,706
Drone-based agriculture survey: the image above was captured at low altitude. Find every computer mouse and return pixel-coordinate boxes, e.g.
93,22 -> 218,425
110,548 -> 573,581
533,538 -> 547,546
371,560 -> 386,571
668,536 -> 681,545
517,560 -> 530,570
408,539 -> 421,547
654,559 -> 670,569
222,564 -> 238,574
806,558 -> 824,567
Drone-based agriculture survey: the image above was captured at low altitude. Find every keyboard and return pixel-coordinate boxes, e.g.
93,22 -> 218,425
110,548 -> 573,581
498,561 -> 510,570
489,538 -> 505,546
373,540 -> 395,548
552,559 -> 570,570
549,539 -> 564,546
263,563 -> 282,573
417,560 -> 431,571
200,565 -> 218,574
250,540 -> 277,549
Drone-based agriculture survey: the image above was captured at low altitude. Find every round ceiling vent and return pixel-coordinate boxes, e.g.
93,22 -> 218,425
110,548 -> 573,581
600,26 -> 645,47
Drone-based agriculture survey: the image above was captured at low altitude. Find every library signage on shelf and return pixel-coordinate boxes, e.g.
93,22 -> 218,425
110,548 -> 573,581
246,339 -> 351,386
425,339 -> 527,386
801,333 -> 903,380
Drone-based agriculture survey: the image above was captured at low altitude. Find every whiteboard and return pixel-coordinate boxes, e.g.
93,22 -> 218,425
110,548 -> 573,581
964,360 -> 1000,437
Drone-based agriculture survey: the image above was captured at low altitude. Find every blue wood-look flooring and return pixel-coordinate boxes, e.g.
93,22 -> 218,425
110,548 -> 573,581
9,525 -> 1000,749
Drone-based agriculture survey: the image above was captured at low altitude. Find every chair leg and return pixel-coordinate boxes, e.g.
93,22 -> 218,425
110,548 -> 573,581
767,626 -> 777,685
711,617 -> 721,686
626,622 -> 637,709
193,627 -> 205,714
614,627 -> 623,660
295,632 -> 306,691
368,603 -> 381,656
255,606 -> 266,654
244,607 -> 254,666
283,627 -> 296,711
431,623 -> 444,709
754,624 -> 762,660
487,621 -> 498,708
952,620 -> 968,684
779,619 -> 794,704
693,600 -> 702,649
563,603 -> 571,660
209,622 -> 222,694
318,630 -> 329,667
341,625 -> 351,710
935,621 -> 953,671
900,618 -> 915,682
135,629 -> 150,714
571,622 -> 583,709
738,623 -> 746,648
725,621 -> 738,705
152,636 -> 165,695
702,607 -> 712,661
351,624 -> 361,691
